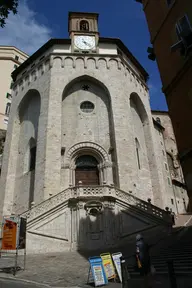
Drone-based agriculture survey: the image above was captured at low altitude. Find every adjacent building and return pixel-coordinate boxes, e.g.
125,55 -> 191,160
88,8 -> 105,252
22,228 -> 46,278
0,46 -> 28,130
0,12 -> 187,254
136,0 -> 192,208
0,46 -> 28,174
152,111 -> 187,213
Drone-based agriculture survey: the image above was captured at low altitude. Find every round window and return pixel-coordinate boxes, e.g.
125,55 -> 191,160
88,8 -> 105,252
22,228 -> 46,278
80,101 -> 94,113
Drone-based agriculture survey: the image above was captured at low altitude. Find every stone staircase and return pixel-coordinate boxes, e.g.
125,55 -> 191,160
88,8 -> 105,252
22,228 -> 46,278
126,220 -> 192,276
22,185 -> 171,225
18,185 -> 172,254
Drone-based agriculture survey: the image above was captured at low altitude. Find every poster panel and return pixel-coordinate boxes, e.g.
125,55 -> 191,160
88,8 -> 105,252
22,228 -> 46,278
1,218 -> 18,250
89,256 -> 108,287
100,253 -> 116,280
112,252 -> 122,282
18,217 -> 27,250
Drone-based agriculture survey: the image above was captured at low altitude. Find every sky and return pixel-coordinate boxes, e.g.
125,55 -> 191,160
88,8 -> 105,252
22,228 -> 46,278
0,0 -> 168,111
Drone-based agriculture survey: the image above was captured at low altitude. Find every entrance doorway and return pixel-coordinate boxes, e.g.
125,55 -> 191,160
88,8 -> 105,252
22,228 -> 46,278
75,155 -> 99,186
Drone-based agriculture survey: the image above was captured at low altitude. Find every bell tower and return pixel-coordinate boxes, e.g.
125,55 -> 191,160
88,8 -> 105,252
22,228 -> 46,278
68,12 -> 99,53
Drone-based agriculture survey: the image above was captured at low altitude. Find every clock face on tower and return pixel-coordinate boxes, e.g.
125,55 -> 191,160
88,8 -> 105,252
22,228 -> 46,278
74,35 -> 96,50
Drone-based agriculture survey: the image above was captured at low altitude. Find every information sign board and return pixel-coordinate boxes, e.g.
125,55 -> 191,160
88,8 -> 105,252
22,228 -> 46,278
89,256 -> 108,287
100,253 -> 116,280
1,218 -> 18,250
112,252 -> 122,282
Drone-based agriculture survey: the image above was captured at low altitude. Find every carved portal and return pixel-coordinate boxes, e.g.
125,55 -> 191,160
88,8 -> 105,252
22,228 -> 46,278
84,200 -> 104,216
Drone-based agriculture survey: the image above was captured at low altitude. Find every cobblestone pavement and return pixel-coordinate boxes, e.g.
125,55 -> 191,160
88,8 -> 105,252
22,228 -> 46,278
0,252 -> 192,288
0,252 -> 89,287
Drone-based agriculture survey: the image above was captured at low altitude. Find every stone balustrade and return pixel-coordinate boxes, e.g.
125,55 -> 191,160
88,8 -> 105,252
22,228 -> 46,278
21,185 -> 171,224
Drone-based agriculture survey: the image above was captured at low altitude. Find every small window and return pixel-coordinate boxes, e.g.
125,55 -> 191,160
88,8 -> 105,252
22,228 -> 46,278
4,119 -> 8,124
10,82 -> 14,89
30,146 -> 36,171
165,163 -> 168,171
135,138 -> 141,170
167,0 -> 174,7
80,101 -> 94,113
175,15 -> 192,47
162,150 -> 165,156
80,20 -> 89,31
161,141 -> 163,146
6,93 -> 12,100
168,177 -> 171,186
178,15 -> 192,37
39,56 -> 45,61
15,55 -> 19,61
14,64 -> 18,69
156,117 -> 161,124
171,198 -> 174,205
82,84 -> 90,91
5,103 -> 11,116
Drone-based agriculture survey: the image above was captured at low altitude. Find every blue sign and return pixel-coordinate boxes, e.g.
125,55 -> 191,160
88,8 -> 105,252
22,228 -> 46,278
88,256 -> 108,287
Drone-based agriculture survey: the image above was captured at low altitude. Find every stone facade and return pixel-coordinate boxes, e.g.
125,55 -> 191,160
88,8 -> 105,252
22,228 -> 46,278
0,46 -> 28,131
152,111 -> 188,213
0,12 -> 186,253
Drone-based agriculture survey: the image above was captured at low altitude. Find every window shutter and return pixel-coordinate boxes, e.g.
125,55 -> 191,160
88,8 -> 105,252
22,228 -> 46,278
176,24 -> 181,40
178,15 -> 192,37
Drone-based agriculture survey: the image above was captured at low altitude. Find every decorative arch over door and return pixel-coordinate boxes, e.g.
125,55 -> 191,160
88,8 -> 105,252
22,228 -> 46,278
75,155 -> 99,186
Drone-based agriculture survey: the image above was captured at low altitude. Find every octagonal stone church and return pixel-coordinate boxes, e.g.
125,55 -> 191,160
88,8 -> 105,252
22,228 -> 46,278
0,12 -> 174,253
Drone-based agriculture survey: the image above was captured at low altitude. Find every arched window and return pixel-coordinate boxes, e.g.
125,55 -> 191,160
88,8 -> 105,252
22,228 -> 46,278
135,138 -> 141,170
5,102 -> 11,116
75,155 -> 99,185
80,20 -> 89,31
30,146 -> 36,171
80,101 -> 94,113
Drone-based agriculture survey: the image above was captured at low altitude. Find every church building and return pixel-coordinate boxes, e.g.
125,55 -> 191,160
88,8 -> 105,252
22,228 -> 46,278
0,12 -> 188,253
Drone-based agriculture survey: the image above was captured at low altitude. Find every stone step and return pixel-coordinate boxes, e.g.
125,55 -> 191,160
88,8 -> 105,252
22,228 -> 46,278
128,270 -> 191,277
152,258 -> 192,262
127,266 -> 192,272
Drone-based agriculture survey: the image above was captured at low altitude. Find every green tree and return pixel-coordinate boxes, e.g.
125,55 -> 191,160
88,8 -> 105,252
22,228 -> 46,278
0,0 -> 18,28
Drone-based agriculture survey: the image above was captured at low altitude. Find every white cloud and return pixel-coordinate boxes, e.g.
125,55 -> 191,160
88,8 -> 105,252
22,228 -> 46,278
0,0 -> 52,55
148,82 -> 158,94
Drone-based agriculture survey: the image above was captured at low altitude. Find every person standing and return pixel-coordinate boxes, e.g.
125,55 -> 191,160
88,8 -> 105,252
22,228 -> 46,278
136,234 -> 151,288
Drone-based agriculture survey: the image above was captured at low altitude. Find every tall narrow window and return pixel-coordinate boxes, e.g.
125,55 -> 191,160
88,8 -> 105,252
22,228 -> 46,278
80,20 -> 89,31
5,102 -> 11,116
30,146 -> 36,171
176,15 -> 192,47
135,138 -> 141,170
167,0 -> 174,7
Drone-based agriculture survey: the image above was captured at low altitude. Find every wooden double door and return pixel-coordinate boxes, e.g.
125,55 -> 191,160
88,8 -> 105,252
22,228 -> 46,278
75,155 -> 100,186
75,167 -> 99,186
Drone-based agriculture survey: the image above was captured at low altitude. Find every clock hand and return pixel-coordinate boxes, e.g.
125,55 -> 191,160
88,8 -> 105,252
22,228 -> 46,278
83,40 -> 92,48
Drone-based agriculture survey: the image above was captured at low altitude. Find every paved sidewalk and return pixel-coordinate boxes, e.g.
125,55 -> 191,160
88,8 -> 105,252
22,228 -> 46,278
0,252 -> 192,287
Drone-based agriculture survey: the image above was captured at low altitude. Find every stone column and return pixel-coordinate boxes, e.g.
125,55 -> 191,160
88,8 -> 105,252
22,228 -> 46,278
103,161 -> 113,185
70,205 -> 78,250
71,165 -> 76,186
42,69 -> 62,199
97,163 -> 103,185
0,114 -> 20,216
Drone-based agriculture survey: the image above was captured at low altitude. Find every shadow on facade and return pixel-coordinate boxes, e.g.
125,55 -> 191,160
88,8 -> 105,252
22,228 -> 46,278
76,204 -> 192,280
75,199 -> 171,266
